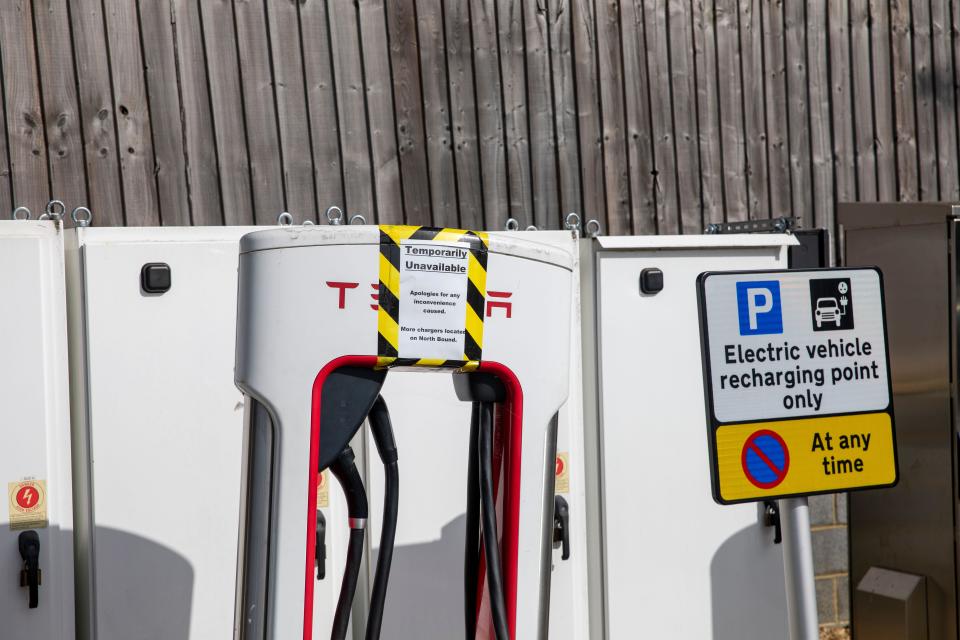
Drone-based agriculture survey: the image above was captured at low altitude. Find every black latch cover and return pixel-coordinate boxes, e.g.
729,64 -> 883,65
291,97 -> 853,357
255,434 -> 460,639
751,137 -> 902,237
140,263 -> 172,294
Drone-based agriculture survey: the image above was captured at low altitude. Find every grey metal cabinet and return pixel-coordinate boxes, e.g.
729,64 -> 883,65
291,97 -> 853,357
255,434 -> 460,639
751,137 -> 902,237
840,203 -> 958,640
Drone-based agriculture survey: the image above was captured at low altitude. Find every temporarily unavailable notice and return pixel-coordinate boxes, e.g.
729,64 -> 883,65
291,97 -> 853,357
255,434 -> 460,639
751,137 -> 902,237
397,240 -> 470,360
697,268 -> 898,504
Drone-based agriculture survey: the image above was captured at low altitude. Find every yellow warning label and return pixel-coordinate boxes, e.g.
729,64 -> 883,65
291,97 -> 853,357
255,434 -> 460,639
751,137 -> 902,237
716,412 -> 896,503
7,479 -> 48,530
555,453 -> 569,494
317,471 -> 329,509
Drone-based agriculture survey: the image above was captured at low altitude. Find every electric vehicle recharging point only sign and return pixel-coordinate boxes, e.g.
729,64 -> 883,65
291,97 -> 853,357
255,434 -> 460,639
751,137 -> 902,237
697,268 -> 897,504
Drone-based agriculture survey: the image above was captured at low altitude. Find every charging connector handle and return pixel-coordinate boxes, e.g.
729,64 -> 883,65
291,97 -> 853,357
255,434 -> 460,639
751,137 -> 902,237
329,447 -> 367,640
366,396 -> 399,640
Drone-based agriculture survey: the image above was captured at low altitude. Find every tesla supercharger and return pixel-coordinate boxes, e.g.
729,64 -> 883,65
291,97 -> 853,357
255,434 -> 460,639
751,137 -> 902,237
0,220 -> 75,639
234,225 -> 573,639
63,226 -> 352,640
580,234 -> 797,639
360,230 -> 590,638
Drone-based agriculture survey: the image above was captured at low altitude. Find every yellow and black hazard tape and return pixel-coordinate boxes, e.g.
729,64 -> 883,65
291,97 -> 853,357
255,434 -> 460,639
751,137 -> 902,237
376,225 -> 488,370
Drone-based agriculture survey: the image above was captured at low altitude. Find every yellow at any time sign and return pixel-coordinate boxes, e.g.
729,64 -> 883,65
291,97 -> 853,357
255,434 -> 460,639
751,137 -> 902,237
697,268 -> 897,505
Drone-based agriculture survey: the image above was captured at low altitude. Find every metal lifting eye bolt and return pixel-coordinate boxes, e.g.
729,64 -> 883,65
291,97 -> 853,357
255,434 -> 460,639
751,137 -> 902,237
71,207 -> 92,227
326,206 -> 344,225
277,212 -> 293,226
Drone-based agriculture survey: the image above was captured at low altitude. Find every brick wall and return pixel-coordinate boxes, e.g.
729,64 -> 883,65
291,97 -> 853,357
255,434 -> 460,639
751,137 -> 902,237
811,493 -> 849,630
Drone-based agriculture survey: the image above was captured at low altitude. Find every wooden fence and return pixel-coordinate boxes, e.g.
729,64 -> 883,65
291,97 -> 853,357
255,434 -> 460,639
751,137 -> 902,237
0,0 -> 956,233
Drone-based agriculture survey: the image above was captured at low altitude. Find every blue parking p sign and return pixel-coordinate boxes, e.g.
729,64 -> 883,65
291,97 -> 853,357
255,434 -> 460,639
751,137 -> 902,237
736,281 -> 783,335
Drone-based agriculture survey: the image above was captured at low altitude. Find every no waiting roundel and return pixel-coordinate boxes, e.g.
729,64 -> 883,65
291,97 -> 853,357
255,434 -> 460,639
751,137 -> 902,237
742,430 -> 789,489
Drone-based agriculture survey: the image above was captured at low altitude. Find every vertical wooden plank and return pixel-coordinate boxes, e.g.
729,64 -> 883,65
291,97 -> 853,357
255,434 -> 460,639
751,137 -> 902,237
911,0 -> 938,199
669,0 -> 701,233
932,0 -> 959,200
138,0 -> 190,225
386,0 -> 432,225
571,0 -> 603,225
851,0 -> 877,200
806,0 -> 833,231
418,0 -> 459,227
890,0 -> 919,200
763,0 -> 791,217
470,0 -> 509,230
233,0 -> 284,224
105,0 -> 162,225
739,0 -> 769,219
0,0 -> 50,215
68,0 -> 124,226
197,0 -> 253,225
523,0 -> 560,228
693,0 -> 723,225
595,0 -> 632,235
301,0 -> 345,217
446,0 -> 484,229
716,0 -> 748,220
870,0 -> 896,200
324,2 -> 376,223
636,0 -> 675,232
828,0 -> 856,204
0,56 -> 12,216
356,0 -> 403,223
264,0 -> 316,221
172,0 -> 223,225
548,0 -> 582,223
783,0 -> 812,227
33,0 -> 87,213
497,0 -> 534,227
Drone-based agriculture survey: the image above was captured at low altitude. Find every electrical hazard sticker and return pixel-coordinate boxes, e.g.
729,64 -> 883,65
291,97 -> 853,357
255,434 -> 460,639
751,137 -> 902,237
697,268 -> 898,504
8,480 -> 48,530
555,453 -> 569,494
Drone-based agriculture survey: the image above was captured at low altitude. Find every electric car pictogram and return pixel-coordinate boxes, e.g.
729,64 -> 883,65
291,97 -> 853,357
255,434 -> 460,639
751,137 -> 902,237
814,297 -> 842,328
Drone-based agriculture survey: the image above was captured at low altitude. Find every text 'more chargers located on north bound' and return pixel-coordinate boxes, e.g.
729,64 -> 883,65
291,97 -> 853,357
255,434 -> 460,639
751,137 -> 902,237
696,268 -> 898,504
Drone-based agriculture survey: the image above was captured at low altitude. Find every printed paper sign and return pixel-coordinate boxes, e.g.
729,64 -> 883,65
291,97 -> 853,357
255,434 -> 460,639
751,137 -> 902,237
8,479 -> 48,530
317,470 -> 329,509
698,268 -> 897,504
397,240 -> 470,361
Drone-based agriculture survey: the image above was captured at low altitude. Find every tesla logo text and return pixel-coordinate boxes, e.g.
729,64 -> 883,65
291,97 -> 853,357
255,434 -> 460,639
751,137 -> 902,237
486,290 -> 513,318
327,281 -> 514,318
326,281 -> 358,309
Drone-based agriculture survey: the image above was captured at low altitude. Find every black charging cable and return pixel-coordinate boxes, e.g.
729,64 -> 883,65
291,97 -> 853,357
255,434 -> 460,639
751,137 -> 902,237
464,402 -> 481,638
329,446 -> 368,640
478,401 -> 510,640
365,396 -> 398,640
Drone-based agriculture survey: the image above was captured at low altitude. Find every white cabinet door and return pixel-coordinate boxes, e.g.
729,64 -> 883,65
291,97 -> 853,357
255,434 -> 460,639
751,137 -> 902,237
75,229 -> 352,639
596,247 -> 790,640
0,223 -> 74,640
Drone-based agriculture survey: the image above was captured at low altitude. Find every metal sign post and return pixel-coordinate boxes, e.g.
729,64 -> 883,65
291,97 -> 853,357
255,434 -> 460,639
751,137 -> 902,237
779,497 -> 819,640
697,267 -> 898,639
